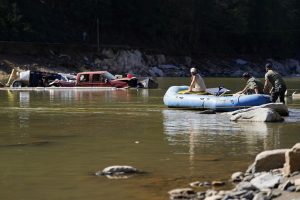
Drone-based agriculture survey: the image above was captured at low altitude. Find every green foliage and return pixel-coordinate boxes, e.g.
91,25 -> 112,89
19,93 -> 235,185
0,0 -> 299,56
0,0 -> 32,40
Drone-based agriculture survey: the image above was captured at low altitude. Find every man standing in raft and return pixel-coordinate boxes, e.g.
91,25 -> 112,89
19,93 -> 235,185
263,63 -> 287,103
188,67 -> 206,93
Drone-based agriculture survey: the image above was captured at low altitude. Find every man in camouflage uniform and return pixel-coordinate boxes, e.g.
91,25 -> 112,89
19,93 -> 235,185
263,63 -> 287,103
236,72 -> 264,94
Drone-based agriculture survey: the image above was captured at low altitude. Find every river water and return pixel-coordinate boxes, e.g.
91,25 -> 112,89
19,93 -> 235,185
0,78 -> 299,200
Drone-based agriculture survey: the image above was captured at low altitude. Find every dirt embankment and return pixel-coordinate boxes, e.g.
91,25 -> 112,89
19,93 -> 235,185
0,41 -> 102,82
1,41 -> 300,85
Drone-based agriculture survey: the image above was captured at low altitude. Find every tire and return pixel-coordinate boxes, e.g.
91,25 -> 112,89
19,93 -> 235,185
12,80 -> 26,88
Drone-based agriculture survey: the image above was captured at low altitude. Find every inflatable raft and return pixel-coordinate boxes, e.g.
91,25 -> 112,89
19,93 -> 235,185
163,86 -> 271,112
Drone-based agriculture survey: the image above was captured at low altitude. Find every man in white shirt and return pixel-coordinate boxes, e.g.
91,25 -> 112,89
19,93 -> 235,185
188,67 -> 206,92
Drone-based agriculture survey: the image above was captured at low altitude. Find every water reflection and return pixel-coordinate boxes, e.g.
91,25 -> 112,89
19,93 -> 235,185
49,89 -> 75,101
47,89 -> 141,103
162,110 -> 269,136
162,109 -> 273,168
19,91 -> 30,128
139,88 -> 149,98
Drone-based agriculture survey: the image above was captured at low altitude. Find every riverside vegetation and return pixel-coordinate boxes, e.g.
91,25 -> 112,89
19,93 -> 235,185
1,1 -> 300,56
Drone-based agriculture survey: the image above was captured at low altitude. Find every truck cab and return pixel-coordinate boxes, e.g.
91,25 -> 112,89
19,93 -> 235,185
75,71 -> 128,88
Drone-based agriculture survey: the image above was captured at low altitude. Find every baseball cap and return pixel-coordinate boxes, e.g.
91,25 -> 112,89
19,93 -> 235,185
190,68 -> 197,73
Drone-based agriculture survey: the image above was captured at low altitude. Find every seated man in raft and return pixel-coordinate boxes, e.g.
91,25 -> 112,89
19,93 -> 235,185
185,67 -> 207,94
236,72 -> 264,95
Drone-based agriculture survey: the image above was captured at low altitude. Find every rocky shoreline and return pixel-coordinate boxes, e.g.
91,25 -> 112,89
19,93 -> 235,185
168,143 -> 300,200
1,44 -> 300,82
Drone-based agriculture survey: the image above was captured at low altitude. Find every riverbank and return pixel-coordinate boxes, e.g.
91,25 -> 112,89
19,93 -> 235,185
1,42 -> 300,83
168,143 -> 300,200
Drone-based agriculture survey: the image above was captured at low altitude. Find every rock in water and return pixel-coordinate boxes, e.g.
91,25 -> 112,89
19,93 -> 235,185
168,188 -> 196,200
230,108 -> 283,122
229,103 -> 289,117
259,103 -> 289,116
95,165 -> 139,178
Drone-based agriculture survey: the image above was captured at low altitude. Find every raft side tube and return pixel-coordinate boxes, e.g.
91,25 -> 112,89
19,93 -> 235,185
163,86 -> 271,111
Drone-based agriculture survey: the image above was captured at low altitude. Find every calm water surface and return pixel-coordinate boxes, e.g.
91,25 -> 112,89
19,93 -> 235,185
0,78 -> 300,200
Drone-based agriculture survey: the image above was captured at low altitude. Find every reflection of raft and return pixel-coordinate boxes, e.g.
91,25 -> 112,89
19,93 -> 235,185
163,86 -> 271,112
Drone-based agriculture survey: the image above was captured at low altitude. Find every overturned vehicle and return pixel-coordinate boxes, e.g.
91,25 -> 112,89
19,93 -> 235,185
11,70 -> 75,87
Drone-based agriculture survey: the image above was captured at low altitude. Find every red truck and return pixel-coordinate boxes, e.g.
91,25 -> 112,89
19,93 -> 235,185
50,71 -> 130,88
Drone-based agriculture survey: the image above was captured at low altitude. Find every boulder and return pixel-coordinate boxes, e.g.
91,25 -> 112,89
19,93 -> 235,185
249,149 -> 289,173
235,181 -> 257,191
253,192 -> 271,200
283,143 -> 300,175
231,172 -> 244,182
279,180 -> 294,191
230,108 -> 283,122
229,103 -> 289,117
250,173 -> 282,190
259,103 -> 289,116
168,188 -> 196,199
95,165 -> 138,177
190,181 -> 202,187
115,50 -> 144,72
295,178 -> 300,186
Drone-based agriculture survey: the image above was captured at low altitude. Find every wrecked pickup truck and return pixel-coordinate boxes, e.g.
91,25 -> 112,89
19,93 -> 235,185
11,70 -> 74,87
49,71 -> 129,88
10,70 -> 158,89
50,71 -> 158,89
